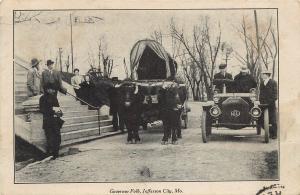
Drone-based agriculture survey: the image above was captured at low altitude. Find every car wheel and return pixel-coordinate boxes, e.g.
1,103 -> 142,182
264,108 -> 269,143
201,110 -> 208,143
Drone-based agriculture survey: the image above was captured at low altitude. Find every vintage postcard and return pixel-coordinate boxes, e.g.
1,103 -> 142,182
0,0 -> 299,195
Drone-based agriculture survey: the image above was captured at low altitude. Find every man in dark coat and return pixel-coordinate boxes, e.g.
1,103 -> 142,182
79,75 -> 97,108
234,65 -> 257,93
40,59 -> 67,159
108,77 -> 124,132
259,70 -> 278,139
213,63 -> 233,93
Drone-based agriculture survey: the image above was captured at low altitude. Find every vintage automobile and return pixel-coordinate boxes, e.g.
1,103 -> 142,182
201,79 -> 270,143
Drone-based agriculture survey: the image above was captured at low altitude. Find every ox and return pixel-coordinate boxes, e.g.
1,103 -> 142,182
159,82 -> 185,144
117,83 -> 144,144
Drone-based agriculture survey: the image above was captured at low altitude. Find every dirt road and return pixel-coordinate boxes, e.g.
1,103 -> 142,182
15,102 -> 278,183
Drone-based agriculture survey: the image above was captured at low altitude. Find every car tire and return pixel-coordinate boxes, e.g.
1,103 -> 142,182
264,108 -> 269,143
201,110 -> 208,143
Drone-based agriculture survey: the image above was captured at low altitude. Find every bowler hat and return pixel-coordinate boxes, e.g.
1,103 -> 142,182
31,58 -> 40,67
46,60 -> 54,66
261,69 -> 272,75
219,63 -> 227,69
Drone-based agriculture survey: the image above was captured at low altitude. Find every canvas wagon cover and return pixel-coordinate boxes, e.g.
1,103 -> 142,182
130,39 -> 177,80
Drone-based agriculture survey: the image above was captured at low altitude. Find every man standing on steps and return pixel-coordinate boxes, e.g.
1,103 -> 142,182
40,59 -> 67,159
27,58 -> 42,97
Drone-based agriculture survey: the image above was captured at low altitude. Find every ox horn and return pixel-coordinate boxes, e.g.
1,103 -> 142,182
134,84 -> 139,94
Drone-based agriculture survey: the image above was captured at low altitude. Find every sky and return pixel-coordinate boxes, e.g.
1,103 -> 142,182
14,9 -> 278,79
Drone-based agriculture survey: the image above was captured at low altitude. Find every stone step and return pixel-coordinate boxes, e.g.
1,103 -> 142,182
61,119 -> 112,133
63,110 -> 100,117
58,100 -> 81,107
61,130 -> 124,148
15,81 -> 26,86
15,85 -> 27,91
15,90 -> 27,96
15,75 -> 27,82
61,125 -> 114,141
60,105 -> 89,112
15,96 -> 28,102
62,115 -> 110,125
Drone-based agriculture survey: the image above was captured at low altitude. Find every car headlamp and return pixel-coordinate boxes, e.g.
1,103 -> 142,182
209,106 -> 221,117
250,107 -> 261,118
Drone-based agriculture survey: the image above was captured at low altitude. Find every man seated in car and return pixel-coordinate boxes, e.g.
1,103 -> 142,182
213,63 -> 233,93
233,65 -> 257,93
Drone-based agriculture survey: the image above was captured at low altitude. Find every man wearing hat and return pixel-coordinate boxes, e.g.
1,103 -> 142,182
109,77 -> 125,132
233,65 -> 257,93
40,59 -> 67,159
213,63 -> 233,92
27,58 -> 42,97
259,69 -> 278,139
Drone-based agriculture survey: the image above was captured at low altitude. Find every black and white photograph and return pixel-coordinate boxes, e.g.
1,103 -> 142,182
12,9 -> 280,184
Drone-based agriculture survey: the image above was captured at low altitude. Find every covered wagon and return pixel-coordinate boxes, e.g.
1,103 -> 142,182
128,39 -> 190,129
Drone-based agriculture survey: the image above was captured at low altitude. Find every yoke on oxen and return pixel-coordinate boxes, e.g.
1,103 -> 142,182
117,39 -> 190,144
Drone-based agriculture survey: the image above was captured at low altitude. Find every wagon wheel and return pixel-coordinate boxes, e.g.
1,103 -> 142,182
201,110 -> 209,143
264,108 -> 269,143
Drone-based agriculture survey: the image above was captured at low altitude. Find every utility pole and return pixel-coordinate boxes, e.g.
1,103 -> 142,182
59,48 -> 63,72
70,13 -> 74,72
98,42 -> 101,73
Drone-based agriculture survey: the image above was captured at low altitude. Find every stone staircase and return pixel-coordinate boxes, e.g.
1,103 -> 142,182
14,57 -> 117,152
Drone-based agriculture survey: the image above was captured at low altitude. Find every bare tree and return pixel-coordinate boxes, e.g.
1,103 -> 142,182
234,14 -> 276,82
150,30 -> 163,45
14,11 -> 42,23
170,17 -> 222,100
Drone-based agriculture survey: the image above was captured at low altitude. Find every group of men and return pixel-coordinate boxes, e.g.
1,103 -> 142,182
27,58 -> 67,159
213,63 -> 278,139
26,57 -> 278,159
